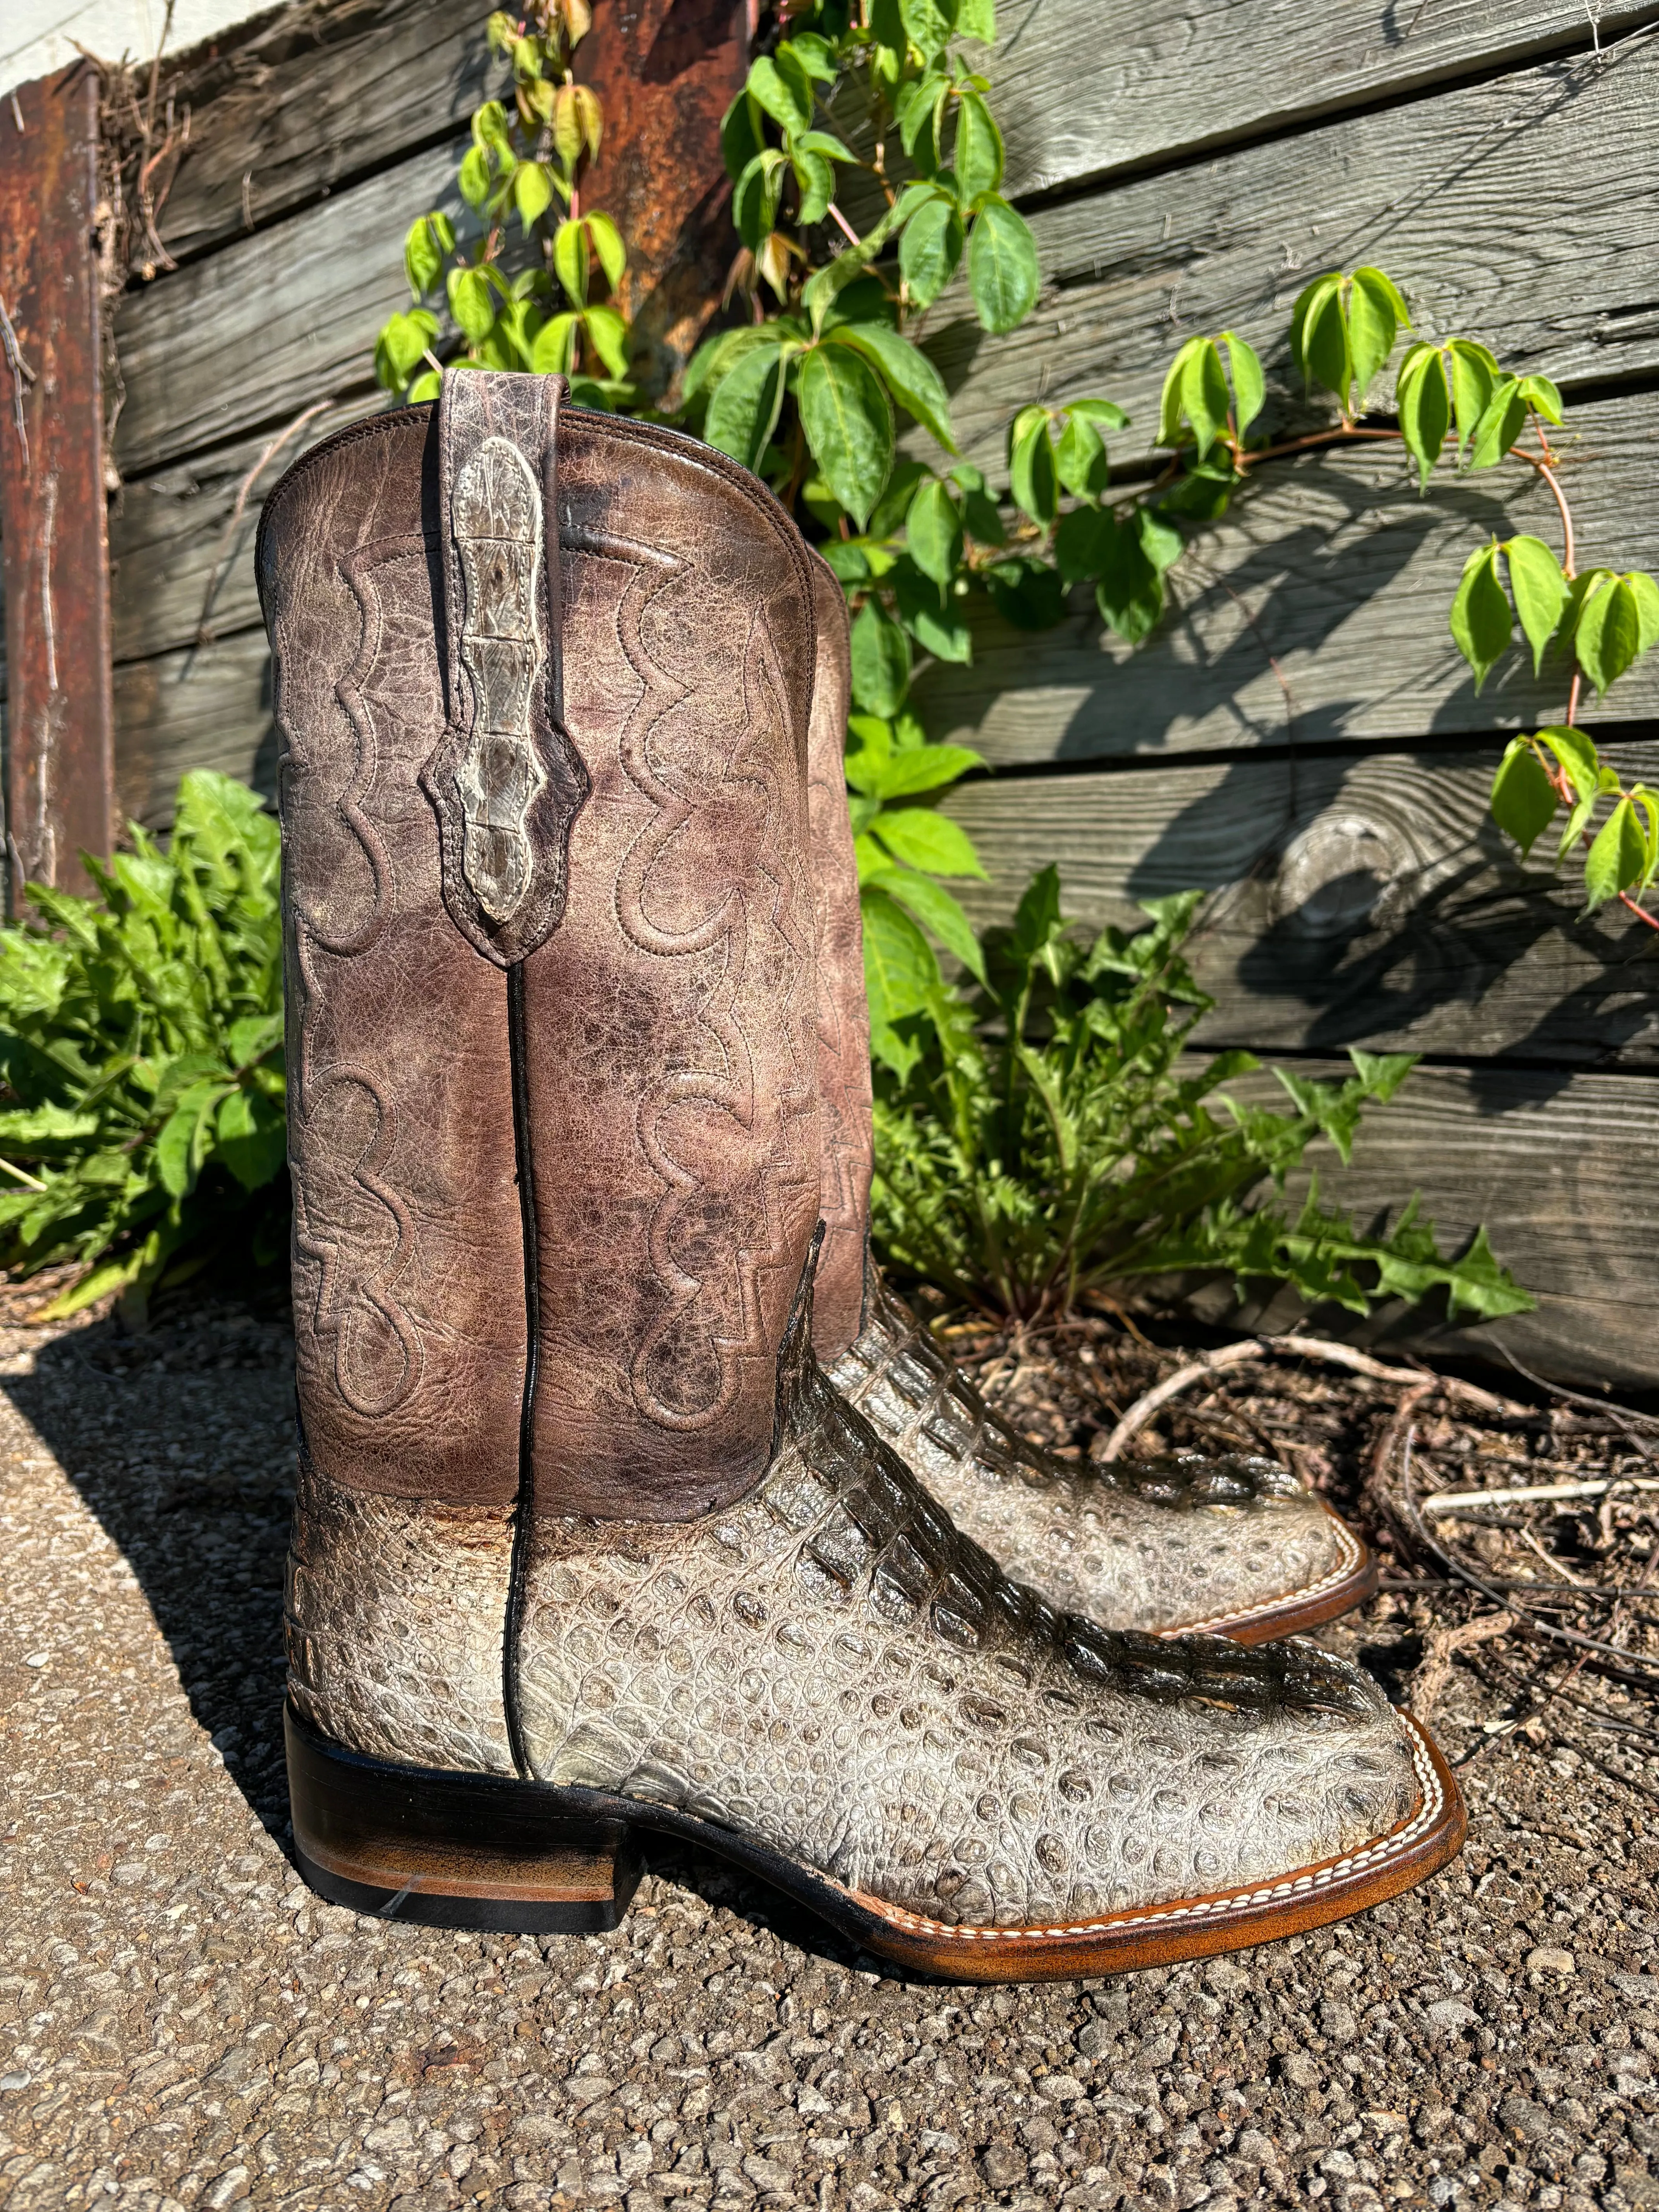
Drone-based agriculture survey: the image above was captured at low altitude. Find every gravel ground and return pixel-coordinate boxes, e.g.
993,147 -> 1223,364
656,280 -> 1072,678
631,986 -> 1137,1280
0,1295 -> 1655,2212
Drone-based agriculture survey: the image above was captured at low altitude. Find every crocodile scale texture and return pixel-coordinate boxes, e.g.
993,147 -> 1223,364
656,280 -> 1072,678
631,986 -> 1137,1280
514,1287 -> 1420,1930
284,1452 -> 517,1775
828,1267 -> 1355,1635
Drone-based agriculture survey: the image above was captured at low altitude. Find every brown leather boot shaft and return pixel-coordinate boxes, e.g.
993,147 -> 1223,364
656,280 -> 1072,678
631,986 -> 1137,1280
803,553 -> 872,1362
261,377 -> 821,1520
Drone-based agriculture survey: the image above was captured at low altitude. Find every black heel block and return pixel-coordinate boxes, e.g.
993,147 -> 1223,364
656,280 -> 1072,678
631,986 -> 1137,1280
285,1703 -> 642,1933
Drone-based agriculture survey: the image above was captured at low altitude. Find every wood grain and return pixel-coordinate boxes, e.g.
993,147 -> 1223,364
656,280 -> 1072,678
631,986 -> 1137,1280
917,30 -> 1659,470
112,138 -> 461,477
110,398 -> 377,664
112,634 -> 275,831
984,0 -> 1659,204
913,394 -> 1659,767
943,744 -> 1659,1069
153,0 -> 503,266
1199,1058 -> 1659,1389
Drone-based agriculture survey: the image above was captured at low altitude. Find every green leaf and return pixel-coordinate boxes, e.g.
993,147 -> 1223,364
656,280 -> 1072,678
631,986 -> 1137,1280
1180,340 -> 1230,457
1347,267 -> 1405,405
869,866 -> 988,981
798,343 -> 893,527
793,149 -> 836,228
1065,396 -> 1131,429
1055,411 -> 1109,497
529,311 -> 580,375
733,149 -> 785,252
585,211 -> 627,290
513,160 -> 554,232
893,564 -> 972,662
1219,330 -> 1265,436
872,806 -> 986,878
720,89 -> 766,182
1468,377 -> 1526,471
1585,795 -> 1647,910
1537,724 -> 1600,804
1008,405 -> 1057,526
1293,275 -> 1350,407
1516,373 -> 1564,426
1396,342 -> 1450,487
1503,535 -> 1569,676
1576,574 -> 1646,697
950,462 -> 1006,546
447,266 -> 498,347
580,305 -> 630,380
1157,337 -> 1206,448
967,197 -> 1039,335
704,342 -> 787,472
1094,519 -> 1163,643
374,308 -> 438,393
553,217 -> 588,307
956,0 -> 996,36
899,0 -> 954,60
953,89 -> 1003,201
869,742 -> 984,798
459,142 -> 494,209
850,599 -> 912,716
1054,502 -> 1113,587
1136,506 -> 1183,574
747,50 -> 814,135
403,213 -> 453,298
861,884 -> 941,1034
1449,542 -> 1511,691
906,477 -> 964,589
1631,570 -> 1659,652
899,195 -> 964,309
983,556 -> 1066,631
827,322 -> 956,451
1489,738 -> 1558,859
1446,338 -> 1498,455
868,457 -> 930,540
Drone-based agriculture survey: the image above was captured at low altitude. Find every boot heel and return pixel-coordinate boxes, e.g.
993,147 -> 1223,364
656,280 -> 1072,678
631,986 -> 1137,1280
285,1703 -> 641,1933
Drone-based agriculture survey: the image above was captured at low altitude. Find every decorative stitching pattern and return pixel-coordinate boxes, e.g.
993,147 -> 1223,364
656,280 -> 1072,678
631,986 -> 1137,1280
604,552 -> 816,1433
283,535 -> 432,1423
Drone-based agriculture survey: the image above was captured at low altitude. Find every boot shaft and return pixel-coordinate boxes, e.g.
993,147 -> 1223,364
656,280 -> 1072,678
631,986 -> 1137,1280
259,376 -> 822,1520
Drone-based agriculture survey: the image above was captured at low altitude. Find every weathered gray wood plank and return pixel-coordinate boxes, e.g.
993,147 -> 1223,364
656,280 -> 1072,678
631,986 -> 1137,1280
110,398 -> 378,663
112,138 -> 462,476
1196,1059 -> 1659,1389
156,0 -> 501,266
113,635 -> 275,829
983,0 -> 1657,205
943,743 -> 1659,1068
919,31 -> 1659,471
914,394 -> 1659,767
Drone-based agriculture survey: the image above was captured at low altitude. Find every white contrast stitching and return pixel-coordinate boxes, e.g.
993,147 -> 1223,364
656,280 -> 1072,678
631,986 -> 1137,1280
848,1716 -> 1447,1946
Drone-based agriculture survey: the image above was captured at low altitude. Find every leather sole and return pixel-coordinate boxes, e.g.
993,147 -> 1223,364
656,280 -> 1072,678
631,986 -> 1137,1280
1167,1506 -> 1379,1646
286,1698 -> 1464,1981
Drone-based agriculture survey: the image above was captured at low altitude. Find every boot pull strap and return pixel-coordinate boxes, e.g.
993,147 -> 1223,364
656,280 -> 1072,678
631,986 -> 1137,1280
422,369 -> 591,967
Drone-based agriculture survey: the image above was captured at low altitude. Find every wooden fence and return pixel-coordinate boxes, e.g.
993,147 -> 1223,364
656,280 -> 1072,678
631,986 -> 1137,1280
35,0 -> 1659,1381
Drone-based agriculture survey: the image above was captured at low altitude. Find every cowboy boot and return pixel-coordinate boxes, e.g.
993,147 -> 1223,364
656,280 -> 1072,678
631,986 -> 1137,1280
261,370 -> 1460,1975
800,561 -> 1376,1641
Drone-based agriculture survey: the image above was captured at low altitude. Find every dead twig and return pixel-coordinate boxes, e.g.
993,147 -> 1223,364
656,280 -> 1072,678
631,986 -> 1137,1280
1422,1475 -> 1659,1515
196,400 -> 333,642
1410,1609 -> 1517,1724
1095,1333 -> 1512,1463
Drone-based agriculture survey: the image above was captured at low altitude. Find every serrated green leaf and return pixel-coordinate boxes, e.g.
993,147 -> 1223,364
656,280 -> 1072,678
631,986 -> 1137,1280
827,322 -> 956,451
799,343 -> 893,526
850,599 -> 912,716
869,867 -> 988,982
1585,795 -> 1647,909
871,807 -> 986,878
953,89 -> 1003,201
1055,411 -> 1109,497
704,342 -> 786,472
1576,573 -> 1646,697
967,196 -> 1039,335
1503,534 -> 1569,676
1489,738 -> 1558,858
1347,268 -> 1402,407
1449,542 -> 1511,690
1008,406 -> 1057,525
898,195 -> 964,309
1219,330 -> 1265,436
906,477 -> 964,588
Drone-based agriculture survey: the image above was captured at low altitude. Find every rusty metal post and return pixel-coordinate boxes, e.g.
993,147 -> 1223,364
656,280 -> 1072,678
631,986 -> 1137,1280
0,65 -> 116,905
577,0 -> 749,400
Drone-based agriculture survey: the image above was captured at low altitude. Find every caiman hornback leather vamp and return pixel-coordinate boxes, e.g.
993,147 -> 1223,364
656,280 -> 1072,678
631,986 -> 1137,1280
259,371 -> 1461,1978
798,577 -> 1376,1643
